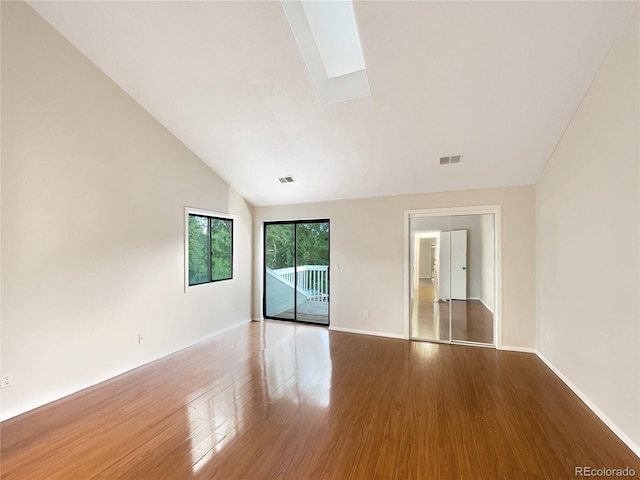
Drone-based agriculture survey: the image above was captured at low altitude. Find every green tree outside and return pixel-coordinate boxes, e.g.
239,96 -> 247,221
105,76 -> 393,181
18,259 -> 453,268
265,221 -> 329,272
211,218 -> 232,281
188,215 -> 232,285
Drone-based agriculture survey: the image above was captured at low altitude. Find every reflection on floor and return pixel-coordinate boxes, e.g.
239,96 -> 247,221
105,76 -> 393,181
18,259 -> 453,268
4,321 -> 638,479
411,279 -> 493,344
275,300 -> 329,325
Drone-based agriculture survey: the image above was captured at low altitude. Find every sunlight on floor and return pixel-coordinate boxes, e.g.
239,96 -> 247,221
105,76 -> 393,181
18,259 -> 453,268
188,322 -> 332,473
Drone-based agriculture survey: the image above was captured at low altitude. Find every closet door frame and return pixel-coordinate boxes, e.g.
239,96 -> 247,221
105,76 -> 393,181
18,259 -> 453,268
403,205 -> 502,348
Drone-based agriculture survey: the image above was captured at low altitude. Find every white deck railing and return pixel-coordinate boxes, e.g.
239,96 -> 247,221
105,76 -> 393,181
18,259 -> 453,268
271,265 -> 329,302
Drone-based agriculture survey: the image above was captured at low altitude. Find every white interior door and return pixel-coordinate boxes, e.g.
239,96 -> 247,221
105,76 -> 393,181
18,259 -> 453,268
451,230 -> 467,299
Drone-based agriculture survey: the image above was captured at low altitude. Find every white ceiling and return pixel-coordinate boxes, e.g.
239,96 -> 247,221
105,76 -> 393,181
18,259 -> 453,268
28,1 -> 635,206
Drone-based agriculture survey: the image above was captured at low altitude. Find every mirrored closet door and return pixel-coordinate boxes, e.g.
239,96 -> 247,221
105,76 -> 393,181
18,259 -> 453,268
409,211 -> 496,346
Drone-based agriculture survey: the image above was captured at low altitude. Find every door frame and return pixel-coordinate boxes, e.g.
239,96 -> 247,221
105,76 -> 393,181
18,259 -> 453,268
262,219 -> 331,326
403,205 -> 502,347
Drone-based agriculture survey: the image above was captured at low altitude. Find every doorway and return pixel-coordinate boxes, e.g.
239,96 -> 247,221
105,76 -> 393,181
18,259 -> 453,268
263,220 -> 330,325
406,207 -> 500,347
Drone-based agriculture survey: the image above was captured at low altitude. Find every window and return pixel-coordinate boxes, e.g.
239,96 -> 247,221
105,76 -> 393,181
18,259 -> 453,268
187,210 -> 233,286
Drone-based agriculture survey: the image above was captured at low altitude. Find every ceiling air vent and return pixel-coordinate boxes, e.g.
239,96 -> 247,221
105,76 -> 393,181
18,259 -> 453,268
278,175 -> 295,184
439,154 -> 463,165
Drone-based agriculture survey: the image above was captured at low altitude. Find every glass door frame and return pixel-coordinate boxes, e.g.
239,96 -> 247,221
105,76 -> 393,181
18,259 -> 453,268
263,219 -> 331,326
404,206 -> 501,348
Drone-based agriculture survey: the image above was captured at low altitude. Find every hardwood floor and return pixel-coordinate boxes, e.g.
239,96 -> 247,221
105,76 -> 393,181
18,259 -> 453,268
2,321 -> 638,479
411,279 -> 494,344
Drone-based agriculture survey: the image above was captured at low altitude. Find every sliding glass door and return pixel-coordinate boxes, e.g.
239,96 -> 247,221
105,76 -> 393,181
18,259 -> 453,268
264,223 -> 296,320
264,220 -> 330,325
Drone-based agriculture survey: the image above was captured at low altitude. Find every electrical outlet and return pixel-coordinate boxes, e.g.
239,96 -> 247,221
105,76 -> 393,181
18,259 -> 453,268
138,334 -> 144,344
1,373 -> 13,388
364,310 -> 370,319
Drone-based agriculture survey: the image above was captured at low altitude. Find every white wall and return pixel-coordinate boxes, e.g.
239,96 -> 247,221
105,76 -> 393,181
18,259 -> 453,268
0,2 -> 253,420
253,186 -> 535,348
536,7 -> 639,452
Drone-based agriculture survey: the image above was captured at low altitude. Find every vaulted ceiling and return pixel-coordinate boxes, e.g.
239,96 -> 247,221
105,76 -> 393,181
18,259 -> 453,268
28,1 -> 635,206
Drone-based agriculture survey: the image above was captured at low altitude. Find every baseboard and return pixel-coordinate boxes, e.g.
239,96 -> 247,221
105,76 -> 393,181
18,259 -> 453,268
497,345 -> 536,353
328,326 -> 405,340
0,318 -> 252,422
536,351 -> 640,459
175,319 -> 253,350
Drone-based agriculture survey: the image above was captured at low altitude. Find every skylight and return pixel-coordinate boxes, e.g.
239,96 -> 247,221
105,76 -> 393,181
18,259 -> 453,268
281,0 -> 371,105
300,1 -> 366,79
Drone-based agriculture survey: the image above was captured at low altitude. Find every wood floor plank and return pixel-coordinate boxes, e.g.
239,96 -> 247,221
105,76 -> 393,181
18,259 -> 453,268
1,321 -> 638,479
